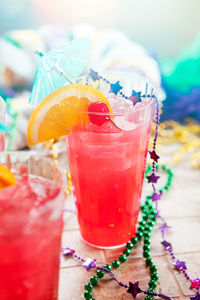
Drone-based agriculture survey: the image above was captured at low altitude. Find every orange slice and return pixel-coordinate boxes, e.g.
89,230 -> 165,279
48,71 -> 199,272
27,84 -> 112,146
0,164 -> 16,190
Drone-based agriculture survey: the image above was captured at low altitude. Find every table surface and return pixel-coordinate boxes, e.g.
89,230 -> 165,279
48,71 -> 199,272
58,152 -> 200,300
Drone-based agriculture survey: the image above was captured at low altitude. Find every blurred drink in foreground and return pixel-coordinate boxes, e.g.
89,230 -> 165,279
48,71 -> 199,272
0,154 -> 65,300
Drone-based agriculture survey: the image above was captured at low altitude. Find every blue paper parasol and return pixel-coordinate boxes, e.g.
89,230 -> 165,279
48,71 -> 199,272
29,37 -> 91,105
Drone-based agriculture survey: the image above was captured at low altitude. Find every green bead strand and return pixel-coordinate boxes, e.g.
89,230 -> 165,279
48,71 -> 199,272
112,260 -> 120,269
96,270 -> 104,278
123,248 -> 131,256
90,276 -> 98,286
151,272 -> 159,281
84,290 -> 93,299
126,242 -> 134,250
119,254 -> 127,263
85,283 -> 93,291
104,264 -> 112,271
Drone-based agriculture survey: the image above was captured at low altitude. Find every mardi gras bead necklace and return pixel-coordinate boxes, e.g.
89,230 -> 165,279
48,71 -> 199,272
151,119 -> 200,169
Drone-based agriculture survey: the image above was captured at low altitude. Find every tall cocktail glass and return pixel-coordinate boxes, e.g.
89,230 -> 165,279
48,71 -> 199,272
0,96 -> 5,151
66,74 -> 156,248
0,153 -> 65,300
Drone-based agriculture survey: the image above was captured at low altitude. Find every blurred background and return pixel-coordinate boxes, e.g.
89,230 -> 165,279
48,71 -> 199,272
0,0 -> 200,154
0,0 -> 200,58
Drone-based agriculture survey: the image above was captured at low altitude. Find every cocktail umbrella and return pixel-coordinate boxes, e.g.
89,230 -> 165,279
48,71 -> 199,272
29,37 -> 91,105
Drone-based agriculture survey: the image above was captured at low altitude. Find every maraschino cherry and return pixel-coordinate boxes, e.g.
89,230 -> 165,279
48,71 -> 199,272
88,102 -> 110,126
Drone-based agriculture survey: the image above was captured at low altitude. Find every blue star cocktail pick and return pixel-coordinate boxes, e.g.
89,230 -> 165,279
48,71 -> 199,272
129,90 -> 141,105
109,81 -> 123,95
89,69 -> 99,81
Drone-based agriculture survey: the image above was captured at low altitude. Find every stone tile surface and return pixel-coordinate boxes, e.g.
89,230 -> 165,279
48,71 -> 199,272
58,152 -> 200,299
61,230 -> 105,268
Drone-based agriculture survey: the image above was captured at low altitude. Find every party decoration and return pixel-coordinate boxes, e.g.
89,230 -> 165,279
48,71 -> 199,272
62,247 -> 75,256
159,223 -> 171,238
82,259 -> 97,271
88,69 -> 99,81
149,150 -> 160,162
173,260 -> 187,271
191,293 -> 200,300
160,34 -> 200,122
109,81 -> 123,95
150,119 -> 200,169
190,279 -> 200,290
29,37 -> 91,105
151,192 -> 162,201
0,29 -> 46,88
129,90 -> 142,105
127,281 -> 142,298
146,173 -> 160,183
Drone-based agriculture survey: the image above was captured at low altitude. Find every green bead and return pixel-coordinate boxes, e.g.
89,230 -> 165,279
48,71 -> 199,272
150,265 -> 158,273
144,232 -> 151,238
85,283 -> 93,291
84,290 -> 93,299
96,270 -> 104,278
148,220 -> 155,227
145,296 -> 152,300
145,226 -> 151,232
143,251 -> 150,258
146,195 -> 151,200
126,242 -> 134,249
149,280 -> 157,288
151,272 -> 159,281
104,264 -> 112,271
146,258 -> 153,266
149,208 -> 156,215
138,225 -> 145,232
168,169 -> 173,175
136,231 -> 143,240
139,220 -> 146,226
119,254 -> 127,263
147,287 -> 154,292
150,215 -> 156,222
123,249 -> 131,256
159,189 -> 164,193
112,260 -> 120,269
131,236 -> 138,244
143,245 -> 151,251
145,200 -> 153,209
143,213 -> 148,220
90,276 -> 98,285
140,205 -> 145,211
144,238 -> 151,245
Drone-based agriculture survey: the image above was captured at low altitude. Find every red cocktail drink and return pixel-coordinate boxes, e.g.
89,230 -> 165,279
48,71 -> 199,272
66,75 -> 155,248
0,155 -> 65,300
